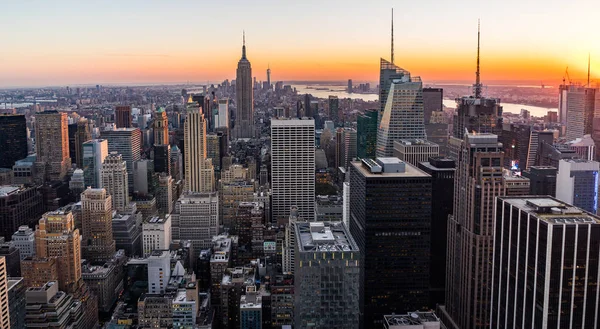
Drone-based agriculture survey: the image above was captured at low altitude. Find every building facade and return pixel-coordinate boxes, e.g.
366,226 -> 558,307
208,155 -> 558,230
101,152 -> 129,212
34,111 -> 71,183
393,139 -> 440,167
234,35 -> 254,139
184,101 -> 215,193
555,159 -> 599,214
0,114 -> 27,170
100,128 -> 142,194
81,188 -> 116,263
82,139 -> 109,189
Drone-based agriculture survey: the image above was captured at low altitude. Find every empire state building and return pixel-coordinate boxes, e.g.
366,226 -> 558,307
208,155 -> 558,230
234,33 -> 254,139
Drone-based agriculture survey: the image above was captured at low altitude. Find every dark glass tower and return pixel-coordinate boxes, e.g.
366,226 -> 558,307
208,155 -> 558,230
349,157 -> 432,327
357,109 -> 378,159
417,156 -> 455,307
0,114 -> 27,169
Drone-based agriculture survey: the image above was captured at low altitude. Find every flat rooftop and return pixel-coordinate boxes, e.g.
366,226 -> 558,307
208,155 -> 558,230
384,311 -> 445,328
0,186 -> 21,196
296,221 -> 359,253
501,197 -> 600,225
352,160 -> 429,178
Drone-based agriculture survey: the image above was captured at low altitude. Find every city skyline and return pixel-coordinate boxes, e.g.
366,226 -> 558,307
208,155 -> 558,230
1,0 -> 599,88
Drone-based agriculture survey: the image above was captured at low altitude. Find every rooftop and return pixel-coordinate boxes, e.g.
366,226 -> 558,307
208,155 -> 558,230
352,158 -> 429,178
384,311 -> 445,328
0,185 -> 22,196
396,139 -> 439,146
500,196 -> 600,225
296,221 -> 359,253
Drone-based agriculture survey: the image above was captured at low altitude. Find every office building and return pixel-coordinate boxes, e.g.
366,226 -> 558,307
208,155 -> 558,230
349,158 -> 432,327
555,159 -> 599,214
101,152 -> 129,212
81,250 -> 126,312
383,312 -> 446,329
536,141 -> 578,168
271,118 -> 315,223
503,171 -> 530,195
338,128 -> 357,169
154,144 -> 171,175
418,157 -> 455,307
7,277 -> 26,329
12,154 -> 36,185
393,139 -> 439,167
294,222 -> 360,329
111,212 -> 142,257
561,85 -> 596,141
81,188 -> 116,264
0,114 -> 27,169
171,192 -> 219,258
439,133 -> 505,329
0,244 -> 20,277
20,257 -> 58,290
357,109 -> 378,159
522,166 -> 557,197
491,197 -> 600,328
153,107 -> 169,145
115,105 -> 132,128
148,250 -> 171,294
216,99 -> 229,129
240,285 -> 262,329
423,87 -> 443,124
34,111 -> 71,183
133,159 -> 155,196
156,173 -> 174,215
501,123 -> 531,169
70,119 -> 91,168
82,139 -> 109,189
568,134 -> 596,161
220,179 -> 256,229
220,266 -> 255,328
0,185 -> 43,241
234,34 -> 254,139
525,131 -> 554,169
142,215 -> 172,257
138,293 -> 173,328
33,210 -> 81,293
328,96 -> 339,124
69,169 -> 85,199
11,225 -> 35,259
101,128 -> 142,194
184,101 -> 215,193
376,65 -> 426,157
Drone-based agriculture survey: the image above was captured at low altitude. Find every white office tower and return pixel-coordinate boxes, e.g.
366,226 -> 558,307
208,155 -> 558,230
216,99 -> 229,129
82,139 -> 108,188
101,152 -> 129,212
271,118 -> 315,223
184,101 -> 214,193
376,74 -> 426,157
171,192 -> 219,259
282,206 -> 300,274
12,225 -> 36,259
342,181 -> 350,228
142,215 -> 172,257
556,159 -> 599,214
147,250 -> 171,294
133,159 -> 153,195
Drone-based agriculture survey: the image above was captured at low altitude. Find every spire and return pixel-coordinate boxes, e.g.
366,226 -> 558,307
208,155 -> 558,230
242,31 -> 247,59
474,19 -> 482,98
391,8 -> 394,64
587,53 -> 591,87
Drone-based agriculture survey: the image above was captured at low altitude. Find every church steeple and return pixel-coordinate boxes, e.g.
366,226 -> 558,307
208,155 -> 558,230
242,31 -> 247,59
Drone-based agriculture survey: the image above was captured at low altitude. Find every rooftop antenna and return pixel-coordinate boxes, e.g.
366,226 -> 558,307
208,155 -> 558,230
391,8 -> 394,64
474,19 -> 482,98
587,53 -> 591,87
242,31 -> 247,59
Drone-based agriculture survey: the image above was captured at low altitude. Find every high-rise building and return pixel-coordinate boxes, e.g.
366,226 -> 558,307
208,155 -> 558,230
147,250 -> 171,294
33,210 -> 81,293
156,173 -> 174,215
216,99 -> 229,129
423,87 -> 443,123
81,250 -> 126,313
491,196 -> 600,328
101,128 -> 142,194
171,192 -> 219,258
0,244 -> 20,277
220,179 -> 256,229
349,158 -> 432,327
70,119 -> 91,168
0,114 -> 27,169
522,165 -> 557,197
0,257 -> 9,329
555,159 -> 599,214
561,85 -> 596,141
82,139 -> 109,188
20,257 -> 58,290
184,101 -> 215,193
0,185 -> 44,241
81,188 -> 116,264
393,139 -> 440,167
294,221 -> 360,329
11,225 -> 35,260
101,152 -> 129,212
69,169 -> 85,199
376,66 -> 426,157
234,33 -> 254,139
111,212 -> 142,257
328,96 -> 339,124
271,118 -> 315,223
153,107 -> 169,145
34,111 -> 71,183
357,109 -> 378,159
439,133 -> 505,329
240,285 -> 262,329
347,79 -> 353,93
115,105 -> 132,128
418,156 -> 455,307
7,277 -> 26,329
142,215 -> 172,257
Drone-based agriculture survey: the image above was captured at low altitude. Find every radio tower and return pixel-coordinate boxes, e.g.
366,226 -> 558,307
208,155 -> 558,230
474,20 -> 482,98
391,8 -> 394,64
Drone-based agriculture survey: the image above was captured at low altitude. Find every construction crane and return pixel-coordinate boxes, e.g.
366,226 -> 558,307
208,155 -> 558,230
562,66 -> 571,86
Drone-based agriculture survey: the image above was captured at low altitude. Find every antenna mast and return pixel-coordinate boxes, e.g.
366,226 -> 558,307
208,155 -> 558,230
391,8 -> 394,64
588,53 -> 591,87
474,20 -> 482,98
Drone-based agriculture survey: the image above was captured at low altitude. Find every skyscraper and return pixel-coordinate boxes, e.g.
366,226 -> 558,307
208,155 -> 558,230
271,118 -> 315,223
349,158 -> 432,327
184,101 -> 214,193
0,257 -> 9,329
82,139 -> 108,188
491,196 -> 600,328
34,111 -> 71,183
101,152 -> 129,212
216,99 -> 229,129
266,65 -> 271,88
154,107 -> 169,145
234,33 -> 254,139
357,109 -> 378,159
376,65 -> 426,157
71,119 -> 92,168
0,114 -> 27,169
562,85 -> 597,141
555,159 -> 599,214
80,188 -> 116,264
423,87 -> 443,124
439,133 -> 505,329
171,192 -> 219,258
115,105 -> 132,128
328,96 -> 339,124
101,128 -> 142,194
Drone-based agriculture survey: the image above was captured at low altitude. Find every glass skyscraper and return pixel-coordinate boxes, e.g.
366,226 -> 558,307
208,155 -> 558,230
357,109 -> 378,159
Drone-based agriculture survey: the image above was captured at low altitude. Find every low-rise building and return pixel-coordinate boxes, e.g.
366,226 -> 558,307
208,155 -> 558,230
142,215 -> 172,257
11,226 -> 35,260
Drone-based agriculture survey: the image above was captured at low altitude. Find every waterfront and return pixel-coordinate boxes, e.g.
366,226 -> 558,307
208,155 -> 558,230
292,84 -> 378,102
442,99 -> 556,117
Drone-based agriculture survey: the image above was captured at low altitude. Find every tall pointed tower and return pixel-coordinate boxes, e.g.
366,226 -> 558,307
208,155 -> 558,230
234,32 -> 254,139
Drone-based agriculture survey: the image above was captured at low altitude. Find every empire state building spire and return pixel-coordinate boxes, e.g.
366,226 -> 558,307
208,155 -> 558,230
242,31 -> 247,59
234,31 -> 254,139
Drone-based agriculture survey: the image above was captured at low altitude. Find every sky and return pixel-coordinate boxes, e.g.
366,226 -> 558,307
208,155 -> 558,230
1,0 -> 599,87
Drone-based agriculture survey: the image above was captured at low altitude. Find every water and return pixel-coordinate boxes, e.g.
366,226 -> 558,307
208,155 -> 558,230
292,85 -> 378,102
442,99 -> 556,117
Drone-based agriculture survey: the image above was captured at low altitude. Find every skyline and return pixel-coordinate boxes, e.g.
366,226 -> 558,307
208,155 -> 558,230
2,0 -> 599,88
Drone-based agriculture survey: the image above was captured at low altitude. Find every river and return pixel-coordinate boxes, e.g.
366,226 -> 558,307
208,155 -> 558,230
442,99 -> 556,117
